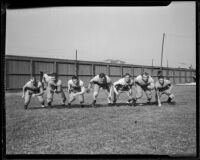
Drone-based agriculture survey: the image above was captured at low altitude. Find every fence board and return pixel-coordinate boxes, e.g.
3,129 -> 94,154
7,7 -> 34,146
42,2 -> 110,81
110,66 -> 121,76
95,65 -> 108,75
134,68 -> 142,76
7,75 -> 30,89
7,60 -> 30,74
78,64 -> 92,75
34,61 -> 54,74
57,63 -> 75,75
122,67 -> 132,76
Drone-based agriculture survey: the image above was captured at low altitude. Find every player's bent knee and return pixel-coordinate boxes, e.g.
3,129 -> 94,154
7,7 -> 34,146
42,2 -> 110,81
169,93 -> 174,99
93,91 -> 99,97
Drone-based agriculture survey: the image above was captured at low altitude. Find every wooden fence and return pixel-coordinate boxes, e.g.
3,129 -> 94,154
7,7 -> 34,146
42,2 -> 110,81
5,55 -> 196,90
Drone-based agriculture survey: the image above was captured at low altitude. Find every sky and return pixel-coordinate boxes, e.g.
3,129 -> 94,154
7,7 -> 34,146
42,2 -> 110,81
6,1 -> 196,68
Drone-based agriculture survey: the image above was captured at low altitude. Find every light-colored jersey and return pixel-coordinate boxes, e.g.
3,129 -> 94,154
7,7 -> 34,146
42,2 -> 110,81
155,79 -> 171,92
90,75 -> 111,85
134,75 -> 154,87
68,79 -> 84,93
48,79 -> 62,90
43,74 -> 55,83
114,78 -> 134,90
24,80 -> 42,93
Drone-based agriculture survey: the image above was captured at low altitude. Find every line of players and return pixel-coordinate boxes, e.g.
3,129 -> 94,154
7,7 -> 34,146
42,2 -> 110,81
22,71 -> 175,109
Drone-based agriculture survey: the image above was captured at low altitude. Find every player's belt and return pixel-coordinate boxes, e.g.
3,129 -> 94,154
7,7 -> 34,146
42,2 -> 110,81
115,84 -> 130,91
93,81 -> 108,87
159,86 -> 169,92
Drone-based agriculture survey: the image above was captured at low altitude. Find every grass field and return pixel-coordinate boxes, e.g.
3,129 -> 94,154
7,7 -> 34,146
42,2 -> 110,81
5,85 -> 196,155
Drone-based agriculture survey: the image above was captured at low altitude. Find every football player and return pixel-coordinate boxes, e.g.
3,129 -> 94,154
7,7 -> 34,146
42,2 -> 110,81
43,73 -> 67,107
113,73 -> 135,105
134,72 -> 155,105
67,76 -> 85,107
22,76 -> 45,109
155,75 -> 175,107
87,73 -> 112,107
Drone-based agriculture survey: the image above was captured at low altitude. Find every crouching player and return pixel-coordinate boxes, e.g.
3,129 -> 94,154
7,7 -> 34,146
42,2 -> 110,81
43,73 -> 66,106
87,73 -> 112,107
113,73 -> 135,105
68,76 -> 85,108
134,72 -> 155,105
22,77 -> 45,109
155,75 -> 175,107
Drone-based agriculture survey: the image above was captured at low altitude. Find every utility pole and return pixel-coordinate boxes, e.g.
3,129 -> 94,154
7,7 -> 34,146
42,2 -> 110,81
160,33 -> 165,70
75,49 -> 78,76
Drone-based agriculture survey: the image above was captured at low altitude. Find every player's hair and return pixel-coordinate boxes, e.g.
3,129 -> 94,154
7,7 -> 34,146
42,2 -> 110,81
142,72 -> 149,77
39,71 -> 44,82
158,75 -> 164,79
30,77 -> 36,81
51,73 -> 57,78
99,73 -> 106,78
124,73 -> 131,77
72,75 -> 78,80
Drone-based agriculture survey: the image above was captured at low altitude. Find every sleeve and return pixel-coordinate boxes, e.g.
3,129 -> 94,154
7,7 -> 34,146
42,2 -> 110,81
134,76 -> 141,83
106,76 -> 112,84
166,80 -> 171,86
155,82 -> 159,89
57,80 -> 62,86
80,80 -> 84,87
114,78 -> 123,86
90,75 -> 99,83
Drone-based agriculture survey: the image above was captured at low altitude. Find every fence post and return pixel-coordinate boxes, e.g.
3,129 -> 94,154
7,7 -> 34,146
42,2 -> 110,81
92,64 -> 95,76
5,58 -> 7,90
132,66 -> 134,78
121,65 -> 123,77
107,65 -> 110,76
54,61 -> 57,76
30,60 -> 33,78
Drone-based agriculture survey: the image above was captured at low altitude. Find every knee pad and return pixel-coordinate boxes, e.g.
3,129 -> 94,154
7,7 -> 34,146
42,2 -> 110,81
169,94 -> 174,99
93,92 -> 98,97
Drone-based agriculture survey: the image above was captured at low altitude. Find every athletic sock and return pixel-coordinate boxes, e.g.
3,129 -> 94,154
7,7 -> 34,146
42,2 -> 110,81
24,105 -> 28,109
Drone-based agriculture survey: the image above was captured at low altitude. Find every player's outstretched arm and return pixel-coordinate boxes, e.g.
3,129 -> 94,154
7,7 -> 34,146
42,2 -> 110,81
155,89 -> 161,107
22,85 -> 26,98
35,85 -> 44,96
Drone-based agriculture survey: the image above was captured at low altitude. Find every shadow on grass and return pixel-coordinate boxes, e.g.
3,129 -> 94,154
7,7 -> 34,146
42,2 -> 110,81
28,101 -> 178,110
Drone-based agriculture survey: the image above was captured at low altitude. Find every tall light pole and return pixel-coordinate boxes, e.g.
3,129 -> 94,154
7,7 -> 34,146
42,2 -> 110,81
160,33 -> 165,70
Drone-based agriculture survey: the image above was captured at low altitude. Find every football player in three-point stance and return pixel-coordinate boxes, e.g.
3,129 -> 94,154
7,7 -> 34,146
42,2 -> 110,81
113,73 -> 135,105
87,73 -> 113,107
43,73 -> 67,107
155,75 -> 175,107
67,75 -> 85,108
134,72 -> 155,105
22,76 -> 45,109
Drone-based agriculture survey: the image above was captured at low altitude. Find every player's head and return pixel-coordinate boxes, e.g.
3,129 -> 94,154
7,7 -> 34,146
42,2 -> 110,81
51,73 -> 57,81
99,73 -> 106,82
124,73 -> 131,83
30,77 -> 37,84
72,75 -> 79,84
158,75 -> 164,84
142,72 -> 149,82
39,71 -> 44,82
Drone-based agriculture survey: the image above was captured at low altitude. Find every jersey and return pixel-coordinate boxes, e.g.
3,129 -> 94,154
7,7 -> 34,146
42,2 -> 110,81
114,78 -> 134,91
134,75 -> 154,87
68,79 -> 84,93
48,79 -> 62,91
90,75 -> 111,86
155,79 -> 171,92
24,80 -> 42,94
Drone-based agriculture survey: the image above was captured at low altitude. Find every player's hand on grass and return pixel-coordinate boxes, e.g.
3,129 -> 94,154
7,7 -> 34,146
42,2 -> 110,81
86,88 -> 90,93
158,103 -> 162,107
